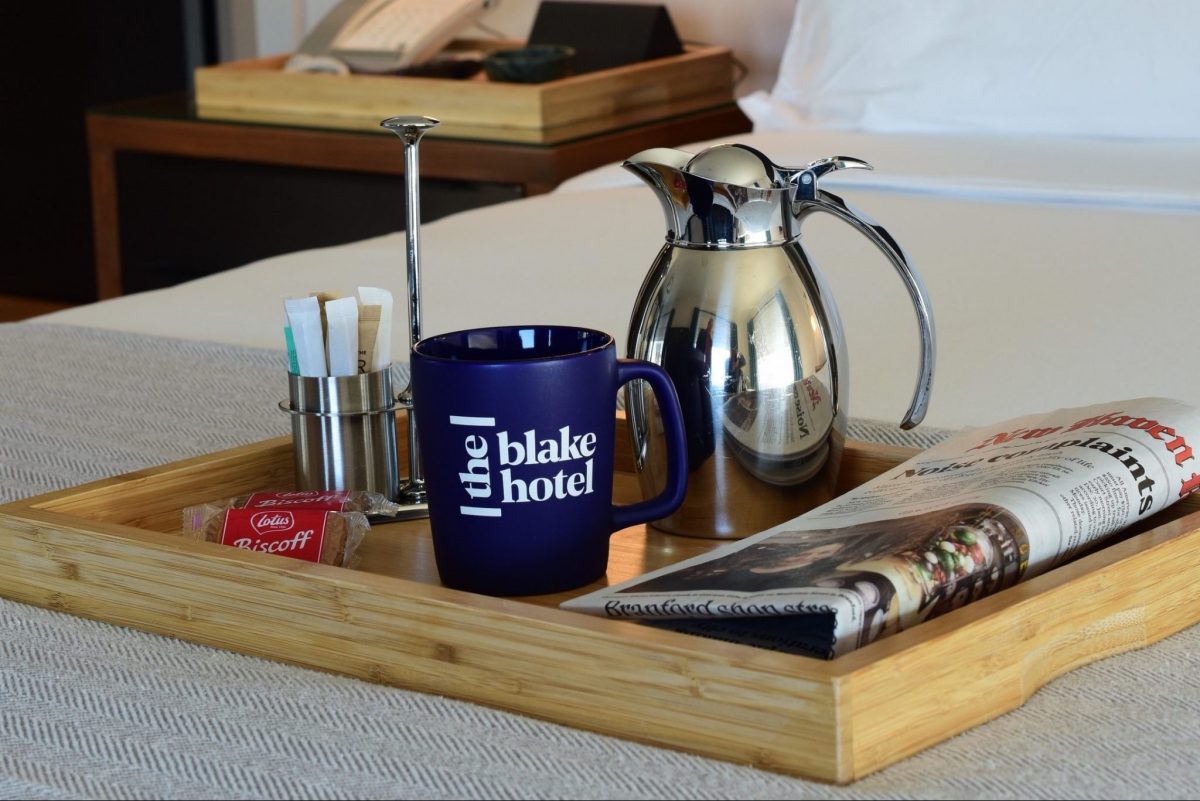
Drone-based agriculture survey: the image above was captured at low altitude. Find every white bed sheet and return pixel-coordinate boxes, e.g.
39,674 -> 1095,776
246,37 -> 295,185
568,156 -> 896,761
39,130 -> 1200,431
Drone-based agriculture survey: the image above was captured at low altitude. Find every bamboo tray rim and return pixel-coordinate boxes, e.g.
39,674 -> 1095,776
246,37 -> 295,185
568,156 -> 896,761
4,426 -> 1200,783
9,443 -> 1196,677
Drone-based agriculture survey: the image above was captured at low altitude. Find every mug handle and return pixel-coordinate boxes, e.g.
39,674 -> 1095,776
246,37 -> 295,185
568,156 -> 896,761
611,359 -> 688,531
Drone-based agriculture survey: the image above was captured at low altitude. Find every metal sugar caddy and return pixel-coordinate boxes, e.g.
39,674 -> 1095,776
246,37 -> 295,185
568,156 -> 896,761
280,116 -> 441,519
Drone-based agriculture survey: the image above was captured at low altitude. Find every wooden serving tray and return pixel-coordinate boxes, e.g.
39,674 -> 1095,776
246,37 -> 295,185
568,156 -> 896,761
193,43 -> 736,144
3,416 -> 1200,784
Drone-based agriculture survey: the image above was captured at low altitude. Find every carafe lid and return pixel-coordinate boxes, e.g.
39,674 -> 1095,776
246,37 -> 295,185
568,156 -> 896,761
623,143 -> 799,248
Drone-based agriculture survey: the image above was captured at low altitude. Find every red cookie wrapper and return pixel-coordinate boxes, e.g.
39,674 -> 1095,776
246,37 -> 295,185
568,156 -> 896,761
182,505 -> 369,567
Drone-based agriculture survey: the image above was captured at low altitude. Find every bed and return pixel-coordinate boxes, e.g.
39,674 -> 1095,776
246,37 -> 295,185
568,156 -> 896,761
39,124 -> 1200,431
5,1 -> 1200,796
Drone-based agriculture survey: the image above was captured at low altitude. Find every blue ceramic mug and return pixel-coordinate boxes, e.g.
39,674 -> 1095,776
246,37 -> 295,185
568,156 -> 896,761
411,324 -> 688,596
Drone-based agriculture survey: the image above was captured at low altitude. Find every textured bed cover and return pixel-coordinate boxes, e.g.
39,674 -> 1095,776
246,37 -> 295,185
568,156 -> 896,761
2,322 -> 1199,798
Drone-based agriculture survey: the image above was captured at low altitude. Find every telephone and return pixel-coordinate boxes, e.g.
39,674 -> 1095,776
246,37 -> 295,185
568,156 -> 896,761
285,0 -> 497,75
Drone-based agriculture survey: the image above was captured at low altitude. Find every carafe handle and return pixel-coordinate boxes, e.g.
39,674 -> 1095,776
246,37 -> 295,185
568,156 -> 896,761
792,160 -> 935,429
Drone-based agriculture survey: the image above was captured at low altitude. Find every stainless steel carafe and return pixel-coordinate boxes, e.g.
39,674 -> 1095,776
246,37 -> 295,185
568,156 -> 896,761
624,144 -> 935,538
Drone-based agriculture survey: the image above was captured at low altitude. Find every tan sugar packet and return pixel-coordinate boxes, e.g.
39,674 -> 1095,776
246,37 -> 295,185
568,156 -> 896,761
358,304 -> 382,374
357,286 -> 393,371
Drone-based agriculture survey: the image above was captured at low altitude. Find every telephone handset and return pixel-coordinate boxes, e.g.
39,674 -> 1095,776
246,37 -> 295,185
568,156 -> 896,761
285,0 -> 496,75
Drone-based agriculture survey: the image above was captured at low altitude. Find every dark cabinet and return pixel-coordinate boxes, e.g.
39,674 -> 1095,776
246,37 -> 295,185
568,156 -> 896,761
1,1 -> 215,303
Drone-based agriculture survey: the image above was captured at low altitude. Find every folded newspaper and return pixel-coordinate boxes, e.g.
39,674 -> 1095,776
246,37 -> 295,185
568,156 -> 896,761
563,397 -> 1200,658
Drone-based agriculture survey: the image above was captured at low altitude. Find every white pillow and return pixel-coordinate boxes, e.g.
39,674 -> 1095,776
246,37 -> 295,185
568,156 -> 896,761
768,0 -> 1200,139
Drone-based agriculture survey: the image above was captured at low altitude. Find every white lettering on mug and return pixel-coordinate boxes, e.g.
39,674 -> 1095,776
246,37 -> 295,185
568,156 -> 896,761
498,427 -> 597,465
450,420 -> 598,516
501,459 -> 593,503
459,434 -> 491,499
451,415 -> 499,517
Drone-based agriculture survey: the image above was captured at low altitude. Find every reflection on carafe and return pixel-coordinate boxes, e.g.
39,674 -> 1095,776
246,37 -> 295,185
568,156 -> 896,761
625,143 -> 935,539
627,245 -> 847,538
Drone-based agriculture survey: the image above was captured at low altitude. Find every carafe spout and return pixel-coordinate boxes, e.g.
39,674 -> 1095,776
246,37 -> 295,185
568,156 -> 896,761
622,148 -> 695,243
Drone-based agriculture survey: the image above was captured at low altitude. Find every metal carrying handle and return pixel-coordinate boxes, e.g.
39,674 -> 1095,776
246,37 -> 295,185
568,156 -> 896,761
381,115 -> 440,508
790,157 -> 936,429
